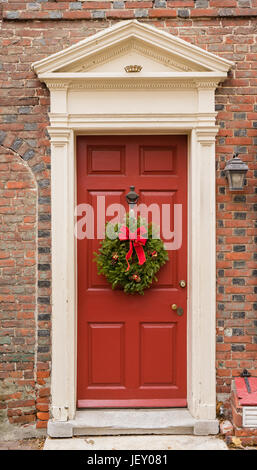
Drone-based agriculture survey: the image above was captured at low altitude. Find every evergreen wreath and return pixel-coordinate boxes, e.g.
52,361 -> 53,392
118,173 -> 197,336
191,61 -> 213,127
94,214 -> 169,295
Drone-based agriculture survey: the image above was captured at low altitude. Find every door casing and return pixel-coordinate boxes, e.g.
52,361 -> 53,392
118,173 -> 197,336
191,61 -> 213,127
31,20 -> 232,426
48,122 -> 217,424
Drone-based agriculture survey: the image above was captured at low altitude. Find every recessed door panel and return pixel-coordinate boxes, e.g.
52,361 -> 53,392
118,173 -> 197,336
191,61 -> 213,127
140,323 -> 176,387
140,146 -> 176,175
87,146 -> 125,174
86,190 -> 124,289
88,323 -> 125,387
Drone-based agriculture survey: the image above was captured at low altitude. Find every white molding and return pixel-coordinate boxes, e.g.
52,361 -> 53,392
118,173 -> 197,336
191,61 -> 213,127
49,119 -> 219,424
32,20 -> 233,429
32,20 -> 233,75
41,72 -> 227,79
59,38 -> 199,73
40,70 -> 226,81
42,75 -> 224,93
49,128 -> 77,421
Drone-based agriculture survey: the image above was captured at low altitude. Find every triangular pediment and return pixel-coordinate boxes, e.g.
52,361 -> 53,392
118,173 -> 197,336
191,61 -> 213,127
54,37 -> 209,74
32,20 -> 233,77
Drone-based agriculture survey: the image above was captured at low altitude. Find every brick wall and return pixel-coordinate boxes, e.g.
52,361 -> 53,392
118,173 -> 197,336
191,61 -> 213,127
2,0 -> 257,21
0,9 -> 52,434
0,145 -> 50,436
0,1 -> 256,437
0,147 -> 37,434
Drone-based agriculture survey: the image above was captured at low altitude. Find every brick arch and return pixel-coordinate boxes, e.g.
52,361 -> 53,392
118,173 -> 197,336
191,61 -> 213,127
0,144 -> 50,436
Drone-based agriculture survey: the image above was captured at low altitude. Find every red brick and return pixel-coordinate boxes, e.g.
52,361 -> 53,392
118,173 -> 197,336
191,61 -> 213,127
36,420 -> 47,429
126,1 -> 152,7
36,404 -> 49,412
38,387 -> 50,398
62,11 -> 91,19
9,415 -> 36,424
167,1 -> 194,5
191,8 -> 219,16
82,1 -> 111,8
149,9 -> 176,17
36,412 -> 50,421
106,10 -> 134,18
6,181 -> 31,189
210,0 -> 237,5
8,400 -> 35,409
41,2 -> 69,10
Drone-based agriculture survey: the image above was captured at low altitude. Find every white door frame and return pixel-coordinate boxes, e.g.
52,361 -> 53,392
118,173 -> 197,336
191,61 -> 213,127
47,122 -> 218,424
32,20 -> 233,433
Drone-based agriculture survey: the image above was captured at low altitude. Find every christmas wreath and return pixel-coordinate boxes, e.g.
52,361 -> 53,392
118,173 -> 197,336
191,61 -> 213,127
94,214 -> 169,295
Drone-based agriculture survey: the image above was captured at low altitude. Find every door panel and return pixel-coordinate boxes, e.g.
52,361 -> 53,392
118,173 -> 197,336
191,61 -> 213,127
88,323 -> 125,387
140,323 -> 176,386
77,135 -> 187,408
139,146 -> 176,175
87,145 -> 126,175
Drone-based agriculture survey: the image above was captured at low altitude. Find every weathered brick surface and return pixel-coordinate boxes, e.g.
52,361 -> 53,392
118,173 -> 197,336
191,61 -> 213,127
0,148 -> 38,432
0,2 -> 257,436
2,0 -> 257,21
0,7 -> 52,432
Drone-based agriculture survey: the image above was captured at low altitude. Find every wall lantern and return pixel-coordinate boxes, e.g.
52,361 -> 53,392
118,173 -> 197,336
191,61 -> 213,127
224,153 -> 248,191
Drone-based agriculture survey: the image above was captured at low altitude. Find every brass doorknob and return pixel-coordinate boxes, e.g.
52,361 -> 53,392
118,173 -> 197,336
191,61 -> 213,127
171,304 -> 184,316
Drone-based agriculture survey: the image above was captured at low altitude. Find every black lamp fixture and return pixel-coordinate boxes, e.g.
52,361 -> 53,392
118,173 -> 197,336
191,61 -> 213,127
224,153 -> 248,191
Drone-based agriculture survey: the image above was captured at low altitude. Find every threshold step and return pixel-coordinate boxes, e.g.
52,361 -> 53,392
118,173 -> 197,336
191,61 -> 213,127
72,408 -> 196,436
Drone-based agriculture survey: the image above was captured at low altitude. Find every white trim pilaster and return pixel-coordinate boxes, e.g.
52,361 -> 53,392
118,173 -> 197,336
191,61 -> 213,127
49,128 -> 76,421
187,128 -> 217,420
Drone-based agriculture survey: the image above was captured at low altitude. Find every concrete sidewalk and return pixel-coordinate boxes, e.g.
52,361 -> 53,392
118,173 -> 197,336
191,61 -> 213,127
44,435 -> 228,450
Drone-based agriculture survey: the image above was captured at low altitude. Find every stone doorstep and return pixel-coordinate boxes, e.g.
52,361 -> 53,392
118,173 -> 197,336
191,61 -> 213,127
47,409 -> 219,438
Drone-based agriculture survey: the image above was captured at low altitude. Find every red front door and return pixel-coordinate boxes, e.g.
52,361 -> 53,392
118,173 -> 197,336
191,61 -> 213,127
77,135 -> 187,408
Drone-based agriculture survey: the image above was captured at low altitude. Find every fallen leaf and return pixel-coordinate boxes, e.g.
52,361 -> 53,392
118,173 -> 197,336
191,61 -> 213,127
231,437 -> 243,448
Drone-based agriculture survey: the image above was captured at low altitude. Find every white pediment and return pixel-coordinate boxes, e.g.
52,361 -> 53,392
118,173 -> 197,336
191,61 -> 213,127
53,38 -> 209,74
32,20 -> 233,79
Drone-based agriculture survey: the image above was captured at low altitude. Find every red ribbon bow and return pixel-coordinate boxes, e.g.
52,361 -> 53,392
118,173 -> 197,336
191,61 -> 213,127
118,225 -> 147,271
